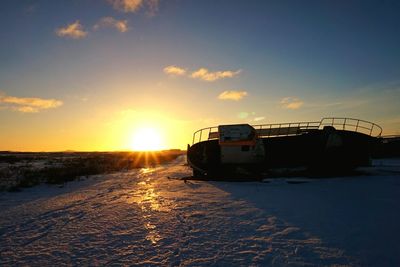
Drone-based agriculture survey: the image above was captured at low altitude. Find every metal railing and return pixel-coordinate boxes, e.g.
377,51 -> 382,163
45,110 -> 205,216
319,117 -> 382,137
192,126 -> 219,145
191,117 -> 382,145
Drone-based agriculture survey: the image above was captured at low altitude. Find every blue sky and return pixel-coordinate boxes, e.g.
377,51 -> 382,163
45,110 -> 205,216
0,0 -> 400,151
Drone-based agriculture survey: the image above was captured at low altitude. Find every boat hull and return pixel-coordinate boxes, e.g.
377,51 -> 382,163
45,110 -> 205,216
187,128 -> 375,179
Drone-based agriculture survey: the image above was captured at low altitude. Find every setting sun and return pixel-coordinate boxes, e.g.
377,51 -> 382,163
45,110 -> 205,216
129,127 -> 165,151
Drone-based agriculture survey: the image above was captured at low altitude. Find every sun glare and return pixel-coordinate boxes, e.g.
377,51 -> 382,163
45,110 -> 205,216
130,127 -> 164,151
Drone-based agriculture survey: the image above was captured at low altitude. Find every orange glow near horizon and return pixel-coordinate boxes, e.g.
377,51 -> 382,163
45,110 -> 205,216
0,108 -> 194,152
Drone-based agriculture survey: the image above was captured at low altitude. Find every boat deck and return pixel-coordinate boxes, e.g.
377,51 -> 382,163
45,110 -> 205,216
192,117 -> 382,145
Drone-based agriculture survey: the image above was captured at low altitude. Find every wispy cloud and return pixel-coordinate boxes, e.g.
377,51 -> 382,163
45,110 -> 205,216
108,0 -> 159,15
163,65 -> 186,76
23,4 -> 36,14
146,0 -> 159,16
280,97 -> 304,110
237,111 -> 264,121
254,116 -> 265,122
191,68 -> 241,82
94,17 -> 129,32
238,111 -> 249,119
163,65 -> 242,81
56,20 -> 88,39
0,93 -> 63,113
218,90 -> 247,101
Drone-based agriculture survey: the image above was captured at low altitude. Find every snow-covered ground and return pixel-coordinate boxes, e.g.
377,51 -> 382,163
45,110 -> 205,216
1,156 -> 399,266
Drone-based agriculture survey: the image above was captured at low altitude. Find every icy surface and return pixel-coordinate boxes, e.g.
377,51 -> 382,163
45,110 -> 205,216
1,156 -> 400,266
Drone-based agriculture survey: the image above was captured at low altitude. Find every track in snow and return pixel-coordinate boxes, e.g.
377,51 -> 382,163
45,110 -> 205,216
1,156 -> 400,266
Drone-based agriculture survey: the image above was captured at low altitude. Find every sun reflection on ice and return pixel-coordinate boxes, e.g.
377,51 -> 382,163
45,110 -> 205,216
127,185 -> 168,212
140,168 -> 153,175
126,167 -> 172,244
145,222 -> 161,244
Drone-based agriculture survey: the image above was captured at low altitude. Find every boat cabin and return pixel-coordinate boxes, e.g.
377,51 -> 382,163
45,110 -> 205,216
218,124 -> 265,164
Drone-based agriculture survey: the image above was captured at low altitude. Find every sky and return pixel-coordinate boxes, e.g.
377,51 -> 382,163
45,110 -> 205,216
1,0 -> 400,151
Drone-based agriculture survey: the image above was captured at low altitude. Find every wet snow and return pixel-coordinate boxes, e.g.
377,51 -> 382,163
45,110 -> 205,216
1,156 -> 400,266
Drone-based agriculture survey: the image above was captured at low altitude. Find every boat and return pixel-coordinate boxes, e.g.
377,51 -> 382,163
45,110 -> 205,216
187,117 -> 382,179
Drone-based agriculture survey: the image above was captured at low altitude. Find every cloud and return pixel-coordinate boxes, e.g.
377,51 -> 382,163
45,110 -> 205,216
191,68 -> 241,82
254,116 -> 265,122
0,93 -> 63,113
56,21 -> 88,39
218,90 -> 248,101
238,112 -> 249,119
145,0 -> 159,16
94,17 -> 129,32
237,112 -> 264,121
23,4 -> 36,14
108,0 -> 159,15
280,97 -> 304,110
163,65 -> 186,76
162,65 -> 242,81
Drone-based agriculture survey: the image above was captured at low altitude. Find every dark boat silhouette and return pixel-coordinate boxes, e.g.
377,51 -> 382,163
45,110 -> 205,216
187,117 -> 382,179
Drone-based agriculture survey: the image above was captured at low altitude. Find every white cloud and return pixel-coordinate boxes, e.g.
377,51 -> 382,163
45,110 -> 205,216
280,97 -> 304,110
56,20 -> 88,39
94,17 -> 129,32
191,68 -> 241,82
254,116 -> 265,122
163,65 -> 186,76
218,90 -> 247,101
108,0 -> 159,15
0,93 -> 63,113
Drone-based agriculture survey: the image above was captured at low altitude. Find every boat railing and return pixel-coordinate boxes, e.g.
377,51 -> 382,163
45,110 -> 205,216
191,117 -> 382,145
192,126 -> 220,145
319,117 -> 382,137
253,121 -> 321,138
